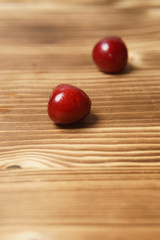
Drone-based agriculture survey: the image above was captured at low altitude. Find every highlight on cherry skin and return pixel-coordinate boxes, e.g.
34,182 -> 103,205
92,36 -> 128,73
48,84 -> 91,125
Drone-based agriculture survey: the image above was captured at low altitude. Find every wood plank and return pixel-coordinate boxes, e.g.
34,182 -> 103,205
0,0 -> 160,168
0,0 -> 160,239
0,168 -> 160,239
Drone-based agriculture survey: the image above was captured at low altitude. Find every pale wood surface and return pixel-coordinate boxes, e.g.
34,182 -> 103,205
0,0 -> 160,239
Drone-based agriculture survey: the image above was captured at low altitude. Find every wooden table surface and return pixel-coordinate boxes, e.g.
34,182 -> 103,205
0,0 -> 160,239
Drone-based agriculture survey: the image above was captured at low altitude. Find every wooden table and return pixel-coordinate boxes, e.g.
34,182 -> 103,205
0,0 -> 160,239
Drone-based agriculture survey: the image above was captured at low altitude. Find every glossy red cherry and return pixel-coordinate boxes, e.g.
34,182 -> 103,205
48,84 -> 91,124
92,36 -> 128,73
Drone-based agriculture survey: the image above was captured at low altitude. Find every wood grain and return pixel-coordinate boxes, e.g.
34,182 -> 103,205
0,0 -> 160,168
1,168 -> 160,240
0,0 -> 160,239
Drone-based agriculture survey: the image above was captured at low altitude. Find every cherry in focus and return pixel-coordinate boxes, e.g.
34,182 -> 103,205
48,84 -> 91,125
92,36 -> 128,73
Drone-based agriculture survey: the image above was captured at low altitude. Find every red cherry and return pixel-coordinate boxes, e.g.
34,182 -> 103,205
92,36 -> 128,73
48,84 -> 91,124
